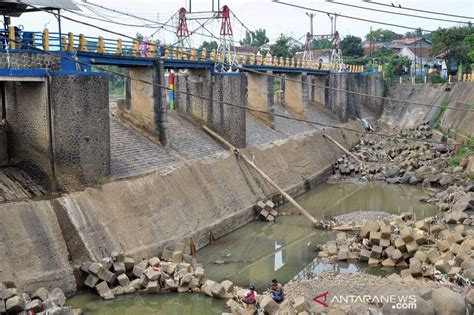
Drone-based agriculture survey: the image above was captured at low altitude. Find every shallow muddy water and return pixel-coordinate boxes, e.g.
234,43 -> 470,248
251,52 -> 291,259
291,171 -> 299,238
67,182 -> 436,314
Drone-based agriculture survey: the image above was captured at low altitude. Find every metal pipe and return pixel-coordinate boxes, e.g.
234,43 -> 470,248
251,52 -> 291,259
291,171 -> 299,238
46,75 -> 58,193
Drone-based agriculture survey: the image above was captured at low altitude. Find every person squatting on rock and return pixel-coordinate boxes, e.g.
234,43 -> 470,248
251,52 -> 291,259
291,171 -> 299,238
241,286 -> 257,306
270,279 -> 284,303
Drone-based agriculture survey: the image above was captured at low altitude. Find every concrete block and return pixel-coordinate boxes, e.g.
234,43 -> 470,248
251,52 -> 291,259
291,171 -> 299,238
221,280 -> 234,293
130,279 -> 141,290
401,227 -> 414,243
161,262 -> 177,275
139,274 -> 149,288
146,281 -> 159,294
95,281 -> 111,298
327,240 -> 338,256
452,232 -> 464,244
414,220 -> 429,231
49,288 -> 66,307
409,259 -> 423,277
97,267 -> 116,284
380,225 -> 391,239
337,251 -> 348,261
210,283 -> 226,298
426,248 -> 441,264
394,237 -> 407,252
177,262 -> 191,272
414,233 -> 428,245
144,267 -> 161,281
369,231 -> 381,246
430,224 -> 444,236
132,265 -> 145,278
165,279 -> 178,291
381,258 -> 396,267
359,220 -> 380,238
194,267 -> 204,278
379,238 -> 391,248
148,257 -> 160,267
101,258 -> 113,270
359,249 -> 371,262
349,251 -> 360,260
255,201 -> 266,210
259,209 -> 270,218
406,240 -> 419,255
336,232 -> 347,245
437,239 -> 451,252
260,295 -> 280,315
265,200 -> 275,209
390,248 -> 403,262
117,274 -> 130,287
113,262 -> 126,275
435,259 -> 450,274
124,257 -> 135,271
84,274 -> 99,288
31,288 -> 49,302
270,209 -> 278,217
396,260 -> 409,268
88,262 -> 102,275
25,299 -> 43,312
6,296 -> 26,313
111,250 -> 125,263
370,245 -> 383,259
413,251 -> 426,262
368,258 -> 379,265
293,296 -> 309,313
267,214 -> 275,221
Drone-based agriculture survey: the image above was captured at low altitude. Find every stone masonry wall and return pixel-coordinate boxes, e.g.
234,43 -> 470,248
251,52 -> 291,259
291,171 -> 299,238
50,75 -> 110,190
5,81 -> 53,190
0,52 -> 61,70
175,71 -> 247,147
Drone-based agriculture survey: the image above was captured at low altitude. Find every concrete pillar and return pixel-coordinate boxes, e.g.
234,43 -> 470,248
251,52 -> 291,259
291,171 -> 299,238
121,66 -> 157,131
284,73 -> 308,116
119,63 -> 168,146
247,71 -> 274,128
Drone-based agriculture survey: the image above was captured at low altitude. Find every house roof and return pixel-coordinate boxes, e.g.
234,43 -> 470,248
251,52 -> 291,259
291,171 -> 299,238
405,46 -> 432,59
234,46 -> 259,54
392,38 -> 418,45
294,49 -> 331,60
0,0 -> 80,16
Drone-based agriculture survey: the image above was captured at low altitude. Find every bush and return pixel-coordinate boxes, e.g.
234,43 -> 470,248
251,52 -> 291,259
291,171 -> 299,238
430,74 -> 446,83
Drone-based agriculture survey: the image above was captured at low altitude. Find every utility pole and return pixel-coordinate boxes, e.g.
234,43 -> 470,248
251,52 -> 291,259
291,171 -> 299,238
306,12 -> 315,36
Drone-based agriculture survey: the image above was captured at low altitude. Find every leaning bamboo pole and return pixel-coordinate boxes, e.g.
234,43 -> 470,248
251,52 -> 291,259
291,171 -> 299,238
203,126 -> 321,227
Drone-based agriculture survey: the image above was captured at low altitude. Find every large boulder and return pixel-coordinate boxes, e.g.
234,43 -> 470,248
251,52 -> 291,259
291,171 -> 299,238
260,295 -> 280,315
5,295 -> 26,313
432,287 -> 466,315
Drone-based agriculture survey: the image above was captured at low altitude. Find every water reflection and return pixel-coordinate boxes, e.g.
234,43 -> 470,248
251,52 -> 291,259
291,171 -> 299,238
198,182 -> 436,290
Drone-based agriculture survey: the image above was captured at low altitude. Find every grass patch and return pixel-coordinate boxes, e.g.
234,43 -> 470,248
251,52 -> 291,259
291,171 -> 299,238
433,99 -> 450,131
448,137 -> 474,166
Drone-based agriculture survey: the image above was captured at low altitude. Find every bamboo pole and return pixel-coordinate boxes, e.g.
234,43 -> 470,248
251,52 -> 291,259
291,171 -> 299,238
203,125 -> 320,227
322,133 -> 362,164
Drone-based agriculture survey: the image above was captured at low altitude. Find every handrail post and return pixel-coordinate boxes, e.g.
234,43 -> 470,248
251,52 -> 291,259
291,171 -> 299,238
67,32 -> 73,52
97,36 -> 105,54
42,28 -> 49,50
116,38 -> 123,55
8,25 -> 16,49
133,39 -> 139,56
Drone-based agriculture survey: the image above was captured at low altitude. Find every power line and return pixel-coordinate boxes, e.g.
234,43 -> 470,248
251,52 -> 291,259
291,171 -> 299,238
272,0 -> 434,32
18,1 -> 474,114
363,0 -> 474,20
328,1 -> 471,25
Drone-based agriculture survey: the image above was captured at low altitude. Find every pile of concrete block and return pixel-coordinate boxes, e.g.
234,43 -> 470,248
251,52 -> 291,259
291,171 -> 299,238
79,242 -> 235,300
255,200 -> 278,222
317,217 -> 474,285
0,282 -> 78,315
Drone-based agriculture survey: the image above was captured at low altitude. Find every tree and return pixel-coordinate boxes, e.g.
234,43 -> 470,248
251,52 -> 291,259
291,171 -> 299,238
199,40 -> 218,51
365,28 -> 402,42
340,35 -> 363,57
312,38 -> 331,50
270,34 -> 293,58
430,25 -> 474,66
240,28 -> 269,47
465,33 -> 474,63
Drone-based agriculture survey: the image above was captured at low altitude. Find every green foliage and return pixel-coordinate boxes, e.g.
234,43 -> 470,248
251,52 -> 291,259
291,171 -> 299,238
93,65 -> 126,97
365,28 -> 402,42
270,34 -> 301,58
340,35 -> 363,57
199,40 -> 218,51
449,139 -> 472,166
312,38 -> 331,50
240,28 -> 269,47
465,33 -> 474,63
431,25 -> 474,67
430,74 -> 446,84
433,100 -> 449,131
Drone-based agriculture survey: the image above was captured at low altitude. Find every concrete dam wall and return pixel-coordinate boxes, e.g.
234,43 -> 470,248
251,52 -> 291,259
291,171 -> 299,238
380,82 -> 474,141
0,121 -> 364,295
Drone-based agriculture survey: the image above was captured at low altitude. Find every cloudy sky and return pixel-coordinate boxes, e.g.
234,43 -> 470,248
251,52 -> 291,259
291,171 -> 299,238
13,0 -> 474,46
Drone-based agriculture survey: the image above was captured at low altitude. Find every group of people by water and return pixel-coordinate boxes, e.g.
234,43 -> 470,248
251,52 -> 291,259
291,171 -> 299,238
241,279 -> 284,309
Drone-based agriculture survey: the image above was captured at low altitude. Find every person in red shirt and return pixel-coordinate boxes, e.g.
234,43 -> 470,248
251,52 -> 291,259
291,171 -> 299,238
241,286 -> 257,305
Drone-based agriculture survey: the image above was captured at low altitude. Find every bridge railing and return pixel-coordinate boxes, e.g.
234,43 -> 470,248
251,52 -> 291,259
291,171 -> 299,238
4,26 -> 364,73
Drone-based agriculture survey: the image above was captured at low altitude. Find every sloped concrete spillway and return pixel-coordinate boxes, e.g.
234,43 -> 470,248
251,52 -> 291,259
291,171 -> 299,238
66,182 -> 436,314
0,120 -> 363,295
